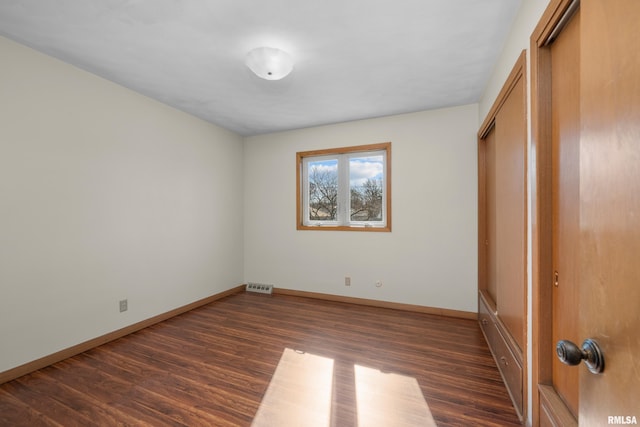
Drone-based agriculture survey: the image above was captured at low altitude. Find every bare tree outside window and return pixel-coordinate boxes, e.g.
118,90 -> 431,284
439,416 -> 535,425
308,162 -> 338,221
350,178 -> 383,221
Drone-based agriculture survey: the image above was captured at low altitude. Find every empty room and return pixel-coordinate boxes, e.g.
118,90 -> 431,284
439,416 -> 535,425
1,1 -> 638,426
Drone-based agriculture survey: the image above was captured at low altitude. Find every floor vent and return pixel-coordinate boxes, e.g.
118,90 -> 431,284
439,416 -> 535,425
246,282 -> 274,295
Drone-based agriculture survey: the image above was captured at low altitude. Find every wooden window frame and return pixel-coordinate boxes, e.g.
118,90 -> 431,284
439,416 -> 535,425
296,142 -> 391,232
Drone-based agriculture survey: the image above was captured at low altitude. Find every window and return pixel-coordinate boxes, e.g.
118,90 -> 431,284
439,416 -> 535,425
296,142 -> 391,231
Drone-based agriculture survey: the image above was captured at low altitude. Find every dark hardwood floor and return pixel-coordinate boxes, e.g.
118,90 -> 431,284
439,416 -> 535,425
0,292 -> 521,426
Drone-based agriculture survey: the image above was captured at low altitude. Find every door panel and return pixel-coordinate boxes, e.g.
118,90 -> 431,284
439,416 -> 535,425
579,0 -> 640,424
495,78 -> 526,351
485,128 -> 498,303
534,1 -> 640,425
550,7 -> 580,418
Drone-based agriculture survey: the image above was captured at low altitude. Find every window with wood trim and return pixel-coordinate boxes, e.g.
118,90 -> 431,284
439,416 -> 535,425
296,143 -> 391,231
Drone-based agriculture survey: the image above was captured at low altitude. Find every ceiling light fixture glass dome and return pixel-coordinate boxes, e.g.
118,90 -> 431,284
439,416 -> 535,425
245,46 -> 293,80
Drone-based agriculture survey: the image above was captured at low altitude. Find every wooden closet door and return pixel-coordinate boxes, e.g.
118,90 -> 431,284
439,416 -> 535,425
494,75 -> 526,351
478,51 -> 528,421
484,127 -> 498,303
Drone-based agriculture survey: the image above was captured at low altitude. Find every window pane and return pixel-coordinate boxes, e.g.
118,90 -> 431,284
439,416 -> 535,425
308,159 -> 338,221
349,155 -> 384,222
297,142 -> 390,231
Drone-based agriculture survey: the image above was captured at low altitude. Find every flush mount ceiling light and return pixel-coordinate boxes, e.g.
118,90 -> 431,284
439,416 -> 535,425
245,46 -> 293,80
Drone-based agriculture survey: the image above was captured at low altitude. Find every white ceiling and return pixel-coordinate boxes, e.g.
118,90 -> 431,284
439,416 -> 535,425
0,0 -> 522,136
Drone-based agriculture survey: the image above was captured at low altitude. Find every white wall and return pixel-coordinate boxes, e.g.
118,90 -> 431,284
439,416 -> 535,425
478,2 -> 549,425
480,0 -> 549,121
244,105 -> 478,313
0,0 -> 550,393
0,36 -> 244,373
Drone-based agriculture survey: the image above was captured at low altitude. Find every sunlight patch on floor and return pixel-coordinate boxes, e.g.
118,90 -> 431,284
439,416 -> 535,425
252,348 -> 334,427
354,364 -> 436,427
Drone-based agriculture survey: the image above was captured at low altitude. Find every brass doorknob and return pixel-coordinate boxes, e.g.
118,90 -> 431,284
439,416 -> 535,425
556,339 -> 605,374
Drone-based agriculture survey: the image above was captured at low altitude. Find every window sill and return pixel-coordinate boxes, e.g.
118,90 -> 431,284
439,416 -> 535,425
297,224 -> 391,232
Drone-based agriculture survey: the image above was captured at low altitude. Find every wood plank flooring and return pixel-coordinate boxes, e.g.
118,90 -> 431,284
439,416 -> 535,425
0,292 -> 521,426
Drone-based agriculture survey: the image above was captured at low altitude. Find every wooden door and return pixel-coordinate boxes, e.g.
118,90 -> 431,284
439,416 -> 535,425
578,0 -> 640,424
533,1 -> 640,425
550,4 -> 580,420
485,127 -> 498,303
495,79 -> 526,353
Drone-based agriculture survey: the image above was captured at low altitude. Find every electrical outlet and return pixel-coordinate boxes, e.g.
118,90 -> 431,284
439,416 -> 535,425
345,276 -> 351,286
119,299 -> 128,312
